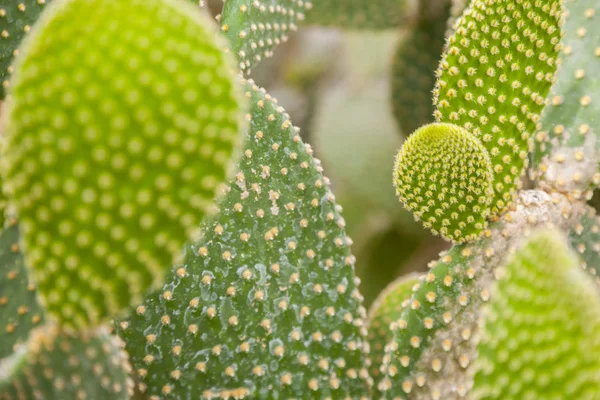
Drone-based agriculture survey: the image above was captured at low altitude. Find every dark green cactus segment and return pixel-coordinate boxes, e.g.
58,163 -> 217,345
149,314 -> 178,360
391,6 -> 450,135
2,0 -> 244,329
0,219 -> 44,360
0,325 -> 133,400
306,0 -> 416,29
219,0 -> 310,73
569,206 -> 600,286
0,0 -> 51,100
471,229 -> 600,399
532,0 -> 600,198
117,79 -> 372,399
367,273 -> 419,388
434,0 -> 564,215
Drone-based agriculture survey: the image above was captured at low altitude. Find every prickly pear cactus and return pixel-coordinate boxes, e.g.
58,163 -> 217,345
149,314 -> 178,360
1,0 -> 244,329
433,0 -> 564,214
0,0 -> 51,99
117,79 -> 372,399
394,122 -> 494,243
532,0 -> 600,199
0,219 -> 43,360
570,206 -> 600,286
471,228 -> 600,399
219,0 -> 311,72
0,325 -> 133,400
307,0 -> 417,29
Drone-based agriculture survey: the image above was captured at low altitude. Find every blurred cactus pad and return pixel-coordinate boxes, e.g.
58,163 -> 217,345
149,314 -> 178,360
1,0 -> 600,398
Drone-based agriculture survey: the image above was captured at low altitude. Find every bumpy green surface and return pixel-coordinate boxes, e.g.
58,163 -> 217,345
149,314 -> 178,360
0,219 -> 43,360
1,0 -> 244,329
471,229 -> 600,399
570,205 -> 600,287
533,0 -> 600,197
220,0 -> 310,72
367,273 -> 419,386
394,122 -> 494,243
391,7 -> 449,135
306,0 -> 415,29
0,325 -> 133,399
117,80 -> 372,399
434,0 -> 563,214
0,0 -> 51,99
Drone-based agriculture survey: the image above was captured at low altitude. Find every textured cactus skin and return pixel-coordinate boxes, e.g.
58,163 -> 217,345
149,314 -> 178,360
570,205 -> 600,287
433,0 -> 564,215
117,79 -> 372,399
219,0 -> 309,72
0,325 -> 133,400
471,229 -> 600,399
391,5 -> 450,135
1,0 -> 244,329
0,0 -> 51,100
367,273 -> 420,392
306,0 -> 416,29
532,0 -> 600,198
378,190 -> 587,399
394,122 -> 494,243
0,219 -> 43,360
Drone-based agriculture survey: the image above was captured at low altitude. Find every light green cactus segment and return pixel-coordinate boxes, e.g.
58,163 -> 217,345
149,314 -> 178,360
0,219 -> 44,360
569,205 -> 600,287
306,0 -> 416,29
117,79 -> 372,399
0,324 -> 133,400
433,0 -> 564,215
367,273 -> 420,389
471,228 -> 600,399
219,0 -> 310,73
0,0 -> 52,100
532,0 -> 600,198
391,5 -> 450,135
1,0 -> 244,329
393,122 -> 494,243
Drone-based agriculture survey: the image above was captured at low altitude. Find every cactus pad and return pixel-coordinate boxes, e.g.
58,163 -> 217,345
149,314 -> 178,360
569,205 -> 600,287
1,0 -> 244,329
434,0 -> 564,214
471,228 -> 600,399
532,0 -> 600,198
394,122 -> 494,243
0,325 -> 133,399
0,0 -> 51,100
307,0 -> 417,29
0,219 -> 44,360
117,79 -> 372,399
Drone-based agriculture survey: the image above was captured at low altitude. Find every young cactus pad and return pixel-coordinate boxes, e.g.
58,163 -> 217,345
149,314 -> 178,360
0,219 -> 43,360
0,325 -> 133,400
219,0 -> 310,72
1,0 -> 244,328
117,80 -> 372,399
532,0 -> 600,198
433,0 -> 564,214
393,122 -> 494,243
0,0 -> 51,99
471,228 -> 600,399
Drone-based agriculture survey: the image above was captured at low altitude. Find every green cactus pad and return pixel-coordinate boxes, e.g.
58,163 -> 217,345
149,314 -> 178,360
433,0 -> 564,214
117,79 -> 372,399
391,8 -> 449,135
306,0 -> 417,29
1,0 -> 244,329
394,122 -> 494,243
471,228 -> 600,399
367,273 -> 419,387
0,0 -> 52,100
532,0 -> 600,198
0,219 -> 44,360
378,190 -> 587,399
569,205 -> 600,287
0,325 -> 133,399
219,0 -> 310,73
